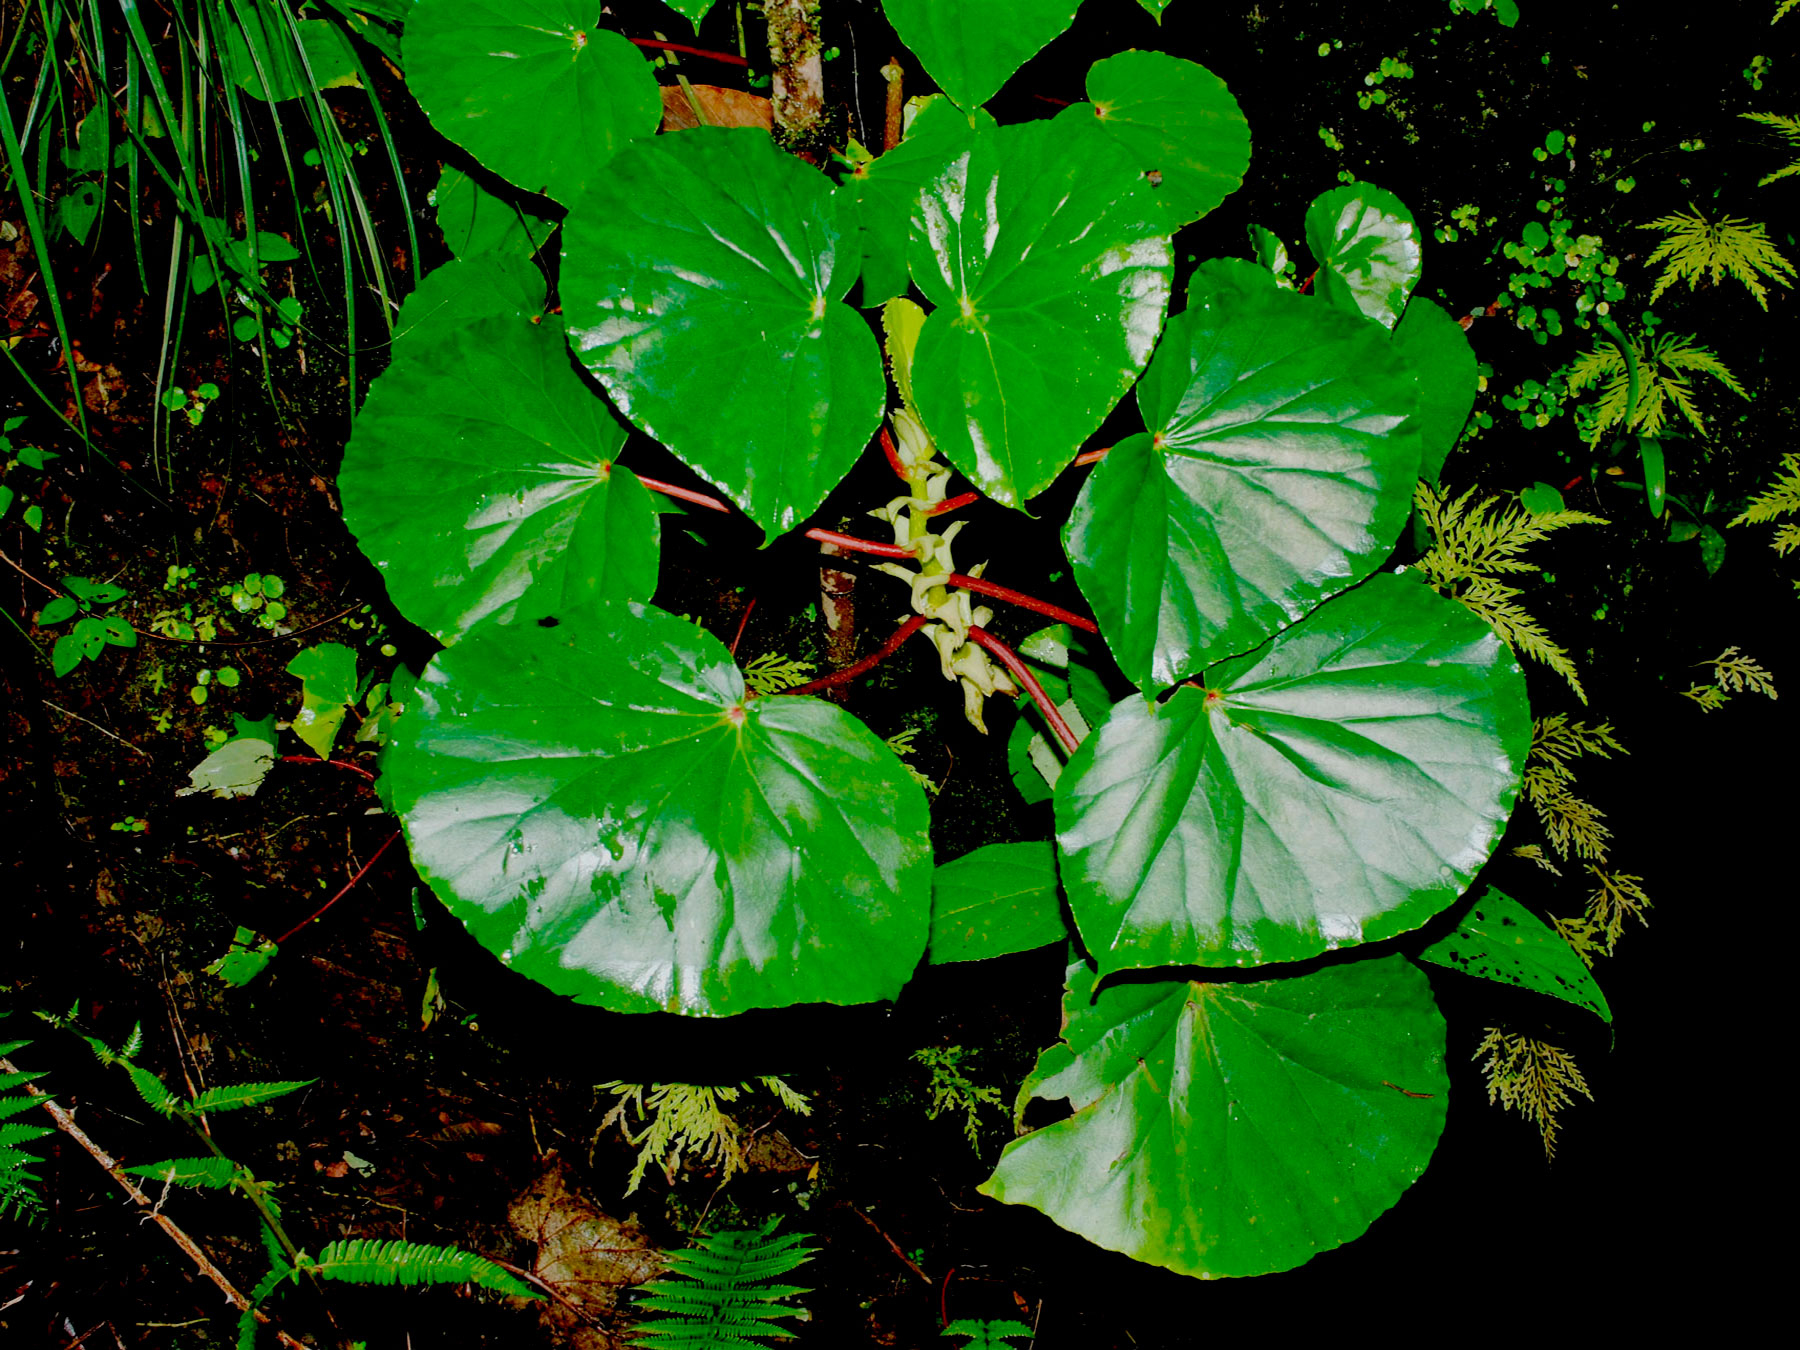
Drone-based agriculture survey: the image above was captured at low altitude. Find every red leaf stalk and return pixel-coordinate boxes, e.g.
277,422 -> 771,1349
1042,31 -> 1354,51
274,830 -> 403,947
629,37 -> 750,66
631,473 -> 733,514
969,626 -> 1082,756
948,573 -> 1098,634
803,527 -> 917,559
774,615 -> 930,698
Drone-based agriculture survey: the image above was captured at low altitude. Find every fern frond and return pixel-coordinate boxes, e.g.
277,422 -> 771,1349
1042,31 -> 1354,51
742,654 -> 815,697
1778,0 -> 1797,22
303,1239 -> 536,1297
599,1078 -> 809,1197
1585,867 -> 1652,948
1741,111 -> 1800,185
1522,767 -> 1612,861
1567,333 -> 1747,441
189,1080 -> 315,1115
0,1042 -> 51,1222
1732,455 -> 1800,527
123,1155 -> 239,1189
1550,915 -> 1608,969
945,1319 -> 1036,1349
1774,524 -> 1800,556
631,1220 -> 815,1348
239,1262 -> 297,1350
1680,683 -> 1730,711
1704,646 -> 1779,697
1641,207 -> 1796,309
1476,1028 -> 1592,1158
1510,844 -> 1563,875
1531,714 -> 1625,768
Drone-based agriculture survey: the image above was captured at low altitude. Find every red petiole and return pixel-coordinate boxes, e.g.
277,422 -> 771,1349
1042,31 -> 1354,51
805,527 -> 917,559
630,472 -> 733,513
773,615 -> 931,698
969,626 -> 1082,756
947,573 -> 1098,634
628,36 -> 749,66
924,490 -> 981,516
273,830 -> 402,947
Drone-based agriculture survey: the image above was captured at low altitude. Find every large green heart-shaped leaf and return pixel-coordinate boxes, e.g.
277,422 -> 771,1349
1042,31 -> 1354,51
882,0 -> 1081,109
1392,297 -> 1477,483
392,254 -> 547,346
431,165 -> 556,262
980,953 -> 1447,1278
1071,51 -> 1250,229
1056,574 -> 1531,974
405,0 -> 660,204
562,128 -> 884,540
339,287 -> 655,644
1066,259 -> 1421,691
928,841 -> 1068,964
851,97 -> 982,308
383,602 -> 934,1016
1419,887 -> 1611,1023
1304,182 -> 1423,330
909,117 -> 1172,509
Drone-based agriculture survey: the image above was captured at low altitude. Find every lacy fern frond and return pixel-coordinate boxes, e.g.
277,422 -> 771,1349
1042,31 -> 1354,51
1510,844 -> 1563,875
1585,867 -> 1652,950
1682,646 -> 1780,710
0,1041 -> 52,1223
1522,716 -> 1624,862
303,1239 -> 536,1296
599,1078 -> 812,1196
1730,455 -> 1800,559
630,1218 -> 815,1348
1566,332 -> 1748,442
1680,683 -> 1729,711
1412,485 -> 1606,701
1476,1028 -> 1592,1158
1641,207 -> 1796,308
1741,111 -> 1800,185
742,653 -> 815,696
1551,915 -> 1608,969
913,1046 -> 1004,1151
1778,0 -> 1797,22
885,727 -> 939,794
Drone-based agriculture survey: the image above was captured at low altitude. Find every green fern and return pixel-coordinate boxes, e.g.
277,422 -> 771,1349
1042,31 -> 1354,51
1521,715 -> 1623,862
742,653 -> 816,696
1741,111 -> 1800,186
1566,331 -> 1748,443
944,1319 -> 1035,1347
631,1219 -> 815,1348
1730,454 -> 1800,563
1641,207 -> 1796,308
1411,484 -> 1606,701
1476,1028 -> 1592,1158
0,1042 -> 53,1222
598,1078 -> 811,1197
1584,867 -> 1652,952
122,1155 -> 239,1189
303,1239 -> 536,1295
1680,645 -> 1780,710
1775,1 -> 1796,23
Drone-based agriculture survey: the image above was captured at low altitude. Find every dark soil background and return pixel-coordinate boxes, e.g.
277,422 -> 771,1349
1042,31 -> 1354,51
2,0 -> 1792,1343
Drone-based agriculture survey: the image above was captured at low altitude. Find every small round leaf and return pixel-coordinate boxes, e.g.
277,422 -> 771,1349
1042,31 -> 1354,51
1304,182 -> 1423,330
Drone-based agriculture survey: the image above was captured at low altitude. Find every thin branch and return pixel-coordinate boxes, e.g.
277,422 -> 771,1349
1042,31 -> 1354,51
272,830 -> 402,947
43,701 -> 149,758
969,626 -> 1082,755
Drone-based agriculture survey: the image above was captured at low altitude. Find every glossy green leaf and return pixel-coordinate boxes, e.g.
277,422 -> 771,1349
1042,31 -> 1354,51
1418,888 -> 1611,1023
431,165 -> 555,261
1520,481 -> 1566,515
881,0 -> 1081,109
1073,51 -> 1250,229
404,0 -> 660,204
1135,0 -> 1173,19
1066,260 -> 1422,690
909,117 -> 1172,509
382,602 -> 933,1016
851,97 -> 980,308
221,15 -> 360,102
928,841 -> 1068,964
1391,297 -> 1476,483
980,954 -> 1447,1278
1248,223 -> 1290,280
202,926 -> 279,988
1055,575 -> 1531,974
562,129 -> 884,540
665,0 -> 718,30
38,596 -> 77,626
1005,625 -> 1107,804
287,643 -> 359,760
340,290 -> 655,643
1304,183 -> 1423,330
393,255 -> 546,345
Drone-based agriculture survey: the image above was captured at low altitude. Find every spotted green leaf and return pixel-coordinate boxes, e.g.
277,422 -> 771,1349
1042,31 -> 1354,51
381,601 -> 933,1016
1419,887 -> 1611,1022
1055,575 -> 1531,975
980,954 -> 1447,1278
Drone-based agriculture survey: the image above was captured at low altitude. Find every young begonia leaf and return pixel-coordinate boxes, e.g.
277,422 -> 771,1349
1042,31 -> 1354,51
1055,575 -> 1531,975
1419,887 -> 1612,1023
881,0 -> 1081,110
1065,260 -> 1421,691
339,288 -> 655,644
203,926 -> 279,987
980,954 -> 1447,1278
404,0 -> 660,204
1392,296 -> 1477,483
381,601 -> 933,1017
431,165 -> 556,262
850,97 -> 982,309
1304,182 -> 1423,329
928,841 -> 1068,964
562,129 -> 884,541
1071,51 -> 1250,230
908,117 -> 1172,510
286,642 -> 359,760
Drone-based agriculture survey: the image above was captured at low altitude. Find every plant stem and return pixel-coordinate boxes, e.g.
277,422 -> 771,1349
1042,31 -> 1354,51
277,754 -> 375,782
628,37 -> 749,66
773,614 -> 929,698
766,0 -> 826,161
273,830 -> 401,947
969,626 -> 1082,755
1073,446 -> 1109,467
803,527 -> 916,559
947,574 -> 1098,634
629,473 -> 733,514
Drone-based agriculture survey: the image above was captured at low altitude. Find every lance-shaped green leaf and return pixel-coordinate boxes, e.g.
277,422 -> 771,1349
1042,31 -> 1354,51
882,0 -> 1081,110
1066,259 -> 1421,691
431,165 -> 556,262
339,299 -> 655,644
562,129 -> 884,540
980,954 -> 1447,1279
1392,296 -> 1477,483
1067,51 -> 1250,229
1304,182 -> 1423,329
381,602 -> 933,1016
909,117 -> 1172,509
1056,575 -> 1531,974
1419,887 -> 1611,1023
928,841 -> 1068,964
404,0 -> 660,204
851,97 -> 983,308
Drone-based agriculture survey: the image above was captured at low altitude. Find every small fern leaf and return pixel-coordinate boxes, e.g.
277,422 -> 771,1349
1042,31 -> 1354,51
631,1220 -> 815,1348
306,1238 -> 537,1298
0,1043 -> 51,1223
944,1319 -> 1036,1347
1641,207 -> 1796,309
1730,454 -> 1800,528
1741,111 -> 1800,185
123,1155 -> 239,1189
238,1262 -> 297,1350
189,1079 -> 315,1115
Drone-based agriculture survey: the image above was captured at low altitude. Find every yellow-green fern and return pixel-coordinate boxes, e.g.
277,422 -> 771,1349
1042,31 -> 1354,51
741,653 -> 816,696
1730,454 -> 1800,561
1640,207 -> 1795,308
1680,645 -> 1780,710
597,1078 -> 811,1196
1566,331 -> 1748,444
1521,715 -> 1623,861
1411,485 -> 1606,701
1476,1028 -> 1592,1158
1741,111 -> 1800,186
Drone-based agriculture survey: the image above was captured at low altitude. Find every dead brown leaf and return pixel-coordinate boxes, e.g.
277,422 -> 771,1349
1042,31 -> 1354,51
659,84 -> 774,133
